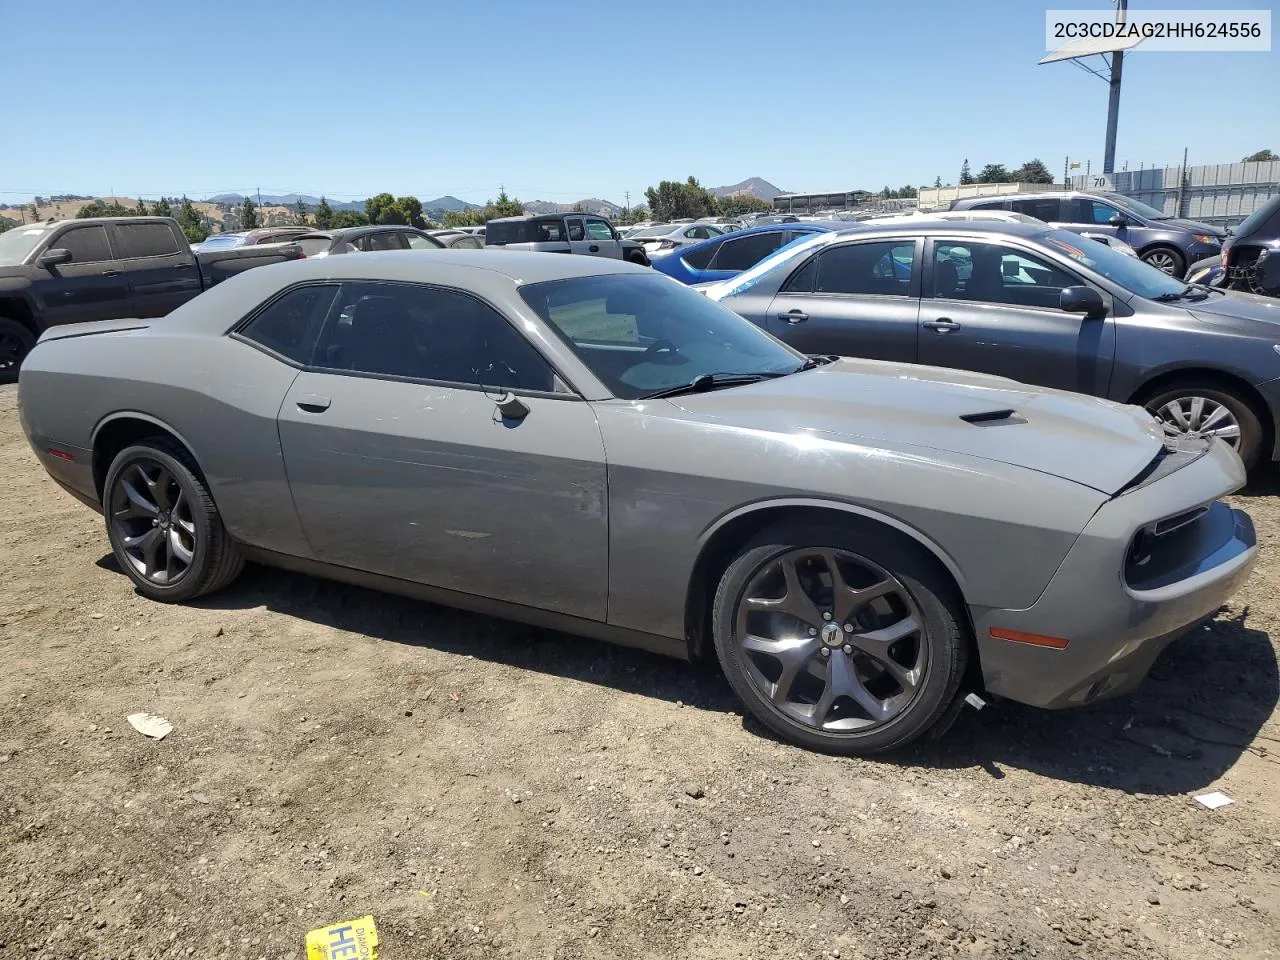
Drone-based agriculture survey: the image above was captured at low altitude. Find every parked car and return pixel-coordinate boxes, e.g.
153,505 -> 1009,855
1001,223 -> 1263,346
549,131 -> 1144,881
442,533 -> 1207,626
485,214 -> 650,265
19,251 -> 1255,754
428,230 -> 485,250
0,216 -> 303,377
868,211 -> 1141,258
198,227 -> 314,251
628,222 -> 725,257
653,223 -> 834,285
704,221 -> 1280,469
1221,194 -> 1280,298
951,191 -> 1225,278
294,225 -> 445,257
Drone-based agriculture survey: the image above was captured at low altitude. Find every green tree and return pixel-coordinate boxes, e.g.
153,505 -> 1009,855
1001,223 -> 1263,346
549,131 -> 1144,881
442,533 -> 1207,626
959,159 -> 974,185
644,176 -> 717,221
314,196 -> 334,229
240,196 -> 259,230
137,198 -> 148,214
933,175 -> 942,188
443,209 -> 485,228
1011,159 -> 1054,184
1243,149 -> 1277,163
177,197 -> 209,243
293,198 -> 308,225
488,189 -> 523,219
0,216 -> 17,234
330,210 -> 370,228
615,205 -> 650,226
30,203 -> 40,222
365,192 -> 404,225
715,194 -> 770,217
151,198 -> 173,219
396,195 -> 425,229
77,200 -> 136,218
976,163 -> 1011,184
898,184 -> 918,198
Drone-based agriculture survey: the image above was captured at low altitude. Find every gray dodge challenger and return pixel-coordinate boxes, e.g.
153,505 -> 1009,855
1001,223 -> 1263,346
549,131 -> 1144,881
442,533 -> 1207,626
18,251 -> 1258,753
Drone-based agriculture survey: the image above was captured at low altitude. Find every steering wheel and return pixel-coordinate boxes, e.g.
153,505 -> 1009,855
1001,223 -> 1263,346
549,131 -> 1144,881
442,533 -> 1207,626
643,338 -> 680,360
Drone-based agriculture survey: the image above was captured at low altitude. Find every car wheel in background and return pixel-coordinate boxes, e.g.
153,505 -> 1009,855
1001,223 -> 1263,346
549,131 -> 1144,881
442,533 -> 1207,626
1142,382 -> 1263,470
0,316 -> 36,382
625,249 -> 651,267
1141,246 -> 1186,277
712,523 -> 968,754
103,438 -> 245,602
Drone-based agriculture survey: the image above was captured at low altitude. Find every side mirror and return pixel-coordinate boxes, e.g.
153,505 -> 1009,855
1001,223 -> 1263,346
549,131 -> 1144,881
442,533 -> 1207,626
37,248 -> 72,269
1060,285 -> 1105,317
1108,213 -> 1128,228
494,391 -> 529,421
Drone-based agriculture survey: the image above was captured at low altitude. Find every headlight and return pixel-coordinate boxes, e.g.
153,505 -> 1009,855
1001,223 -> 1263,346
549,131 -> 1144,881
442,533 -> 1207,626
1194,234 -> 1220,245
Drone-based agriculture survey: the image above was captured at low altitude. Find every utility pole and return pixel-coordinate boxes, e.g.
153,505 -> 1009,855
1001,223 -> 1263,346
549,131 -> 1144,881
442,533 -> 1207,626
1102,0 -> 1127,174
1063,155 -> 1069,187
624,190 -> 630,212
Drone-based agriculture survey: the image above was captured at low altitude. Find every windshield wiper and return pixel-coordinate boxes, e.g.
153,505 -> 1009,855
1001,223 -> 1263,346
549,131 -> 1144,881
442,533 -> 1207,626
797,354 -> 837,371
1151,288 -> 1194,302
640,372 -> 789,400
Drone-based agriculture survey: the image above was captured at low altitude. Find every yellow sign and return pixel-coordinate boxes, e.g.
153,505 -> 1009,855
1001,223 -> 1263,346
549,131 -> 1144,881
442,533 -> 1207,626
1070,162 -> 1082,169
305,916 -> 379,960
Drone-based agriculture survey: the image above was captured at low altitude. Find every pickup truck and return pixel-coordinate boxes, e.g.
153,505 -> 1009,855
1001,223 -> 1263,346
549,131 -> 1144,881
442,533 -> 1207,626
0,216 -> 304,378
484,214 -> 651,265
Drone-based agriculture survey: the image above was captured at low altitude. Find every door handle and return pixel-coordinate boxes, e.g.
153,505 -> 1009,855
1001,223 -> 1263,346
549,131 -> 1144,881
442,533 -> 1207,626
589,244 -> 599,252
778,310 -> 809,324
295,394 -> 331,413
922,318 -> 961,332
102,270 -> 121,278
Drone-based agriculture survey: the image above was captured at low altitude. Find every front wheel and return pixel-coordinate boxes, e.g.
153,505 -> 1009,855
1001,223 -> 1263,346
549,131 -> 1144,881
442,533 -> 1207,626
103,438 -> 245,602
1141,246 -> 1186,277
712,523 -> 969,754
1143,383 -> 1264,470
0,316 -> 36,382
624,249 -> 651,267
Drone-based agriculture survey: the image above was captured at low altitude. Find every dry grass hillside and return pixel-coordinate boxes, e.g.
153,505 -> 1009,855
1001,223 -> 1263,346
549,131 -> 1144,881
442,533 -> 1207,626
2,198 -> 300,232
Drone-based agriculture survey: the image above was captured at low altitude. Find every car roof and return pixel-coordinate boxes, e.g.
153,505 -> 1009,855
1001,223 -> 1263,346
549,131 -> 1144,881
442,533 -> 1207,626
297,225 -> 425,241
841,219 -> 1048,239
254,249 -> 643,285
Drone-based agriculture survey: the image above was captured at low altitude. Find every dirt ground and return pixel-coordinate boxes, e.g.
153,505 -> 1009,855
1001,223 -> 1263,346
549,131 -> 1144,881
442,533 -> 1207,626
1,381 -> 1277,960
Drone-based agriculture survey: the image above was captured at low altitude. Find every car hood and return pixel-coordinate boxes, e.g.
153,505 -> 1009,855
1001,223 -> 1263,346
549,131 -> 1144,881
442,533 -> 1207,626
1159,217 -> 1225,238
667,358 -> 1164,494
1187,290 -> 1280,327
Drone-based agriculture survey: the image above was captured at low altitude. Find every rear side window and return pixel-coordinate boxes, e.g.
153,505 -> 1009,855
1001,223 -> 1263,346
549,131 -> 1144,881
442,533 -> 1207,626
406,233 -> 444,249
297,237 -> 333,257
967,200 -> 1008,211
366,232 -> 407,251
709,232 -> 786,271
795,241 -> 915,296
681,238 -> 724,270
117,222 -> 181,258
238,284 -> 338,364
56,225 -> 112,263
1010,198 -> 1062,221
485,220 -> 563,244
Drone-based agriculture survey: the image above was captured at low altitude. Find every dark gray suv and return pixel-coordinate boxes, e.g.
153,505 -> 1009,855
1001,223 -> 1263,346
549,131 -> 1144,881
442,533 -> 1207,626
951,191 -> 1225,279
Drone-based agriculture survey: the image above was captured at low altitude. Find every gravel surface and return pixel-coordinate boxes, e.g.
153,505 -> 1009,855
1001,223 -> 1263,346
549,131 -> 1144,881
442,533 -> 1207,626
1,382 -> 1277,960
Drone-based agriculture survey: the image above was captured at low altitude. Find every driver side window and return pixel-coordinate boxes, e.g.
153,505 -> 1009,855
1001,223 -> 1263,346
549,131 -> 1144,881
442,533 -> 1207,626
934,242 -> 1078,309
315,281 -> 554,391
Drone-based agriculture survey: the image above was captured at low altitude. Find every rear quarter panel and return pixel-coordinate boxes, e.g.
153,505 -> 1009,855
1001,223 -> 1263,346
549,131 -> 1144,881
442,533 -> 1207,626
19,327 -> 311,557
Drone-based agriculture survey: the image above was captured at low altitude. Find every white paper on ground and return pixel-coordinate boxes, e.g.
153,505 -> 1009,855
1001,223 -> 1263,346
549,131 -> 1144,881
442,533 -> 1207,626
1193,791 -> 1234,810
127,712 -> 173,741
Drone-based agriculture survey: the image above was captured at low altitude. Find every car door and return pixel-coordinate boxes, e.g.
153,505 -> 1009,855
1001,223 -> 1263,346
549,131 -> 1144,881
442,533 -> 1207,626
276,279 -> 609,620
584,218 -> 620,258
764,237 -> 922,362
111,220 -> 201,317
917,237 -> 1116,395
35,223 -> 132,328
566,217 -> 592,255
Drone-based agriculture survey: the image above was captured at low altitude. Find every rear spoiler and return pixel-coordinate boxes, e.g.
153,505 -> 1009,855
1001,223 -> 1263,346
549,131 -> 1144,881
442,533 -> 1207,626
38,318 -> 151,343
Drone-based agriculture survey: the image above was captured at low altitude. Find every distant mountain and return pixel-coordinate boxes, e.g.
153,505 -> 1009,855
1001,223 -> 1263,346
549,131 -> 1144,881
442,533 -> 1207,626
204,193 -> 364,211
423,195 -> 480,213
709,177 -> 786,201
523,198 -> 622,217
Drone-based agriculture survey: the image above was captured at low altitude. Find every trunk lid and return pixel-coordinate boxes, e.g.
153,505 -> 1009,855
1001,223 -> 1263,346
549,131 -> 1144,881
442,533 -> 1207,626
37,318 -> 151,343
668,358 -> 1165,494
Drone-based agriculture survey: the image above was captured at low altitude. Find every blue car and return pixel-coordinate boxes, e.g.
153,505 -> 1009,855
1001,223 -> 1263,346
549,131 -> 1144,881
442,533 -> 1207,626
652,223 -> 833,285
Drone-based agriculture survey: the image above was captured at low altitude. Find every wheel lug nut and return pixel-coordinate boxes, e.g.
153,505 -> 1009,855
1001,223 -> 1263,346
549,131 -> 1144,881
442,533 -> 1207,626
808,627 -> 817,636
822,611 -> 832,621
843,644 -> 853,655
820,648 -> 830,658
843,623 -> 854,633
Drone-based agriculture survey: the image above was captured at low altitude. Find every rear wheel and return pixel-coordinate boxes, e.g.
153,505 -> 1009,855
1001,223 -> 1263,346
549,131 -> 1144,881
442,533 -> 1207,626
1141,246 -> 1186,277
1142,381 -> 1264,469
103,438 -> 244,602
712,523 -> 968,754
0,316 -> 36,382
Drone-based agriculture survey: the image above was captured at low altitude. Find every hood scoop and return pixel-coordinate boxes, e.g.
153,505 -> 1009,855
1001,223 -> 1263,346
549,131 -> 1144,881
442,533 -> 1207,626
959,408 -> 1025,426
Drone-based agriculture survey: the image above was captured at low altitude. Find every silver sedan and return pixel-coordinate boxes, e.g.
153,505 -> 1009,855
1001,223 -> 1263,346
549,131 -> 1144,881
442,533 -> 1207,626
19,252 -> 1257,753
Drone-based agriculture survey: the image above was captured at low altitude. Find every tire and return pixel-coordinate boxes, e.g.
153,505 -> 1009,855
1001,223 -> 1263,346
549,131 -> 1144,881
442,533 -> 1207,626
1141,245 -> 1186,278
0,316 -> 36,382
103,437 -> 244,602
624,249 -> 651,267
1142,381 -> 1265,470
711,522 -> 969,754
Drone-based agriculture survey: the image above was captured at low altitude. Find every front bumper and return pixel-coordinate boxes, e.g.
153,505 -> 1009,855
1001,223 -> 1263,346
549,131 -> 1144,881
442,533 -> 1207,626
973,440 -> 1256,709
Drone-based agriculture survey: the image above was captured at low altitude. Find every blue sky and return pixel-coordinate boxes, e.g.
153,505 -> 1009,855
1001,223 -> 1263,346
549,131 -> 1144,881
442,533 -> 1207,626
1,0 -> 1275,206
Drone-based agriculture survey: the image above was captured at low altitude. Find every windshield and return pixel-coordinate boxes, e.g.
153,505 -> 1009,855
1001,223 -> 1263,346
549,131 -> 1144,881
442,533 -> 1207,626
199,234 -> 246,250
1037,229 -> 1186,299
518,273 -> 804,400
0,226 -> 52,266
1103,193 -> 1167,221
